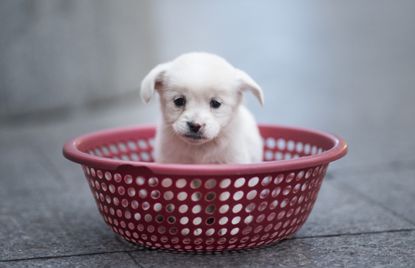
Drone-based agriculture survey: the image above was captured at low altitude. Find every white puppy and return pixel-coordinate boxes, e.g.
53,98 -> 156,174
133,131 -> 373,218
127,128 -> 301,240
140,52 -> 264,164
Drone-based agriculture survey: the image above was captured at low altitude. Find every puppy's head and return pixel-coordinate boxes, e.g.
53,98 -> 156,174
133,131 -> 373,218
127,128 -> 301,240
140,52 -> 263,145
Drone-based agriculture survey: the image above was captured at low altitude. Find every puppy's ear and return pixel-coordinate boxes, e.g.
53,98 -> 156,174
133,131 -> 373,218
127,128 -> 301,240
235,69 -> 264,106
140,62 -> 171,103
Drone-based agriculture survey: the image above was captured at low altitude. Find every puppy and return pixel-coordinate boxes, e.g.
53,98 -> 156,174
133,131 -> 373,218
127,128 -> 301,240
140,52 -> 264,164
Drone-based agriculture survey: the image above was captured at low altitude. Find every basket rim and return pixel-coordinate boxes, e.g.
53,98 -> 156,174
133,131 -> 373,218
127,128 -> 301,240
63,124 -> 348,175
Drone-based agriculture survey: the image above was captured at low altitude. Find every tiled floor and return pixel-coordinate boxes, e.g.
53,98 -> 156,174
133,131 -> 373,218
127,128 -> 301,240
1,92 -> 414,267
1,1 -> 415,267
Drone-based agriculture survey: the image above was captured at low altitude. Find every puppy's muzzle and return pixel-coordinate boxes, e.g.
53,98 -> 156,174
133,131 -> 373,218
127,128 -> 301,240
184,121 -> 207,140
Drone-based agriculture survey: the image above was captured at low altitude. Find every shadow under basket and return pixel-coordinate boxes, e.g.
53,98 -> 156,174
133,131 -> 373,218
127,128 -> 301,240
63,124 -> 347,252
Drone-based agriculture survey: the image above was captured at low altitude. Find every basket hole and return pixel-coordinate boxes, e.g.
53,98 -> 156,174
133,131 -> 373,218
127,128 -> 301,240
156,215 -> 164,223
277,138 -> 286,150
264,150 -> 274,161
144,214 -> 153,222
219,204 -> 230,214
179,204 -> 188,213
191,192 -> 202,201
233,191 -> 244,201
218,228 -> 227,236
161,178 -> 173,188
219,217 -> 228,225
190,179 -> 202,189
153,203 -> 163,212
245,203 -> 256,213
304,144 -> 311,154
275,152 -> 283,160
192,205 -> 202,214
181,228 -> 190,236
180,217 -> 189,225
166,203 -> 175,212
248,177 -> 259,187
262,176 -> 272,186
274,174 -> 284,185
265,137 -> 276,149
148,177 -> 159,187
193,228 -> 202,236
114,173 -> 122,183
230,228 -> 240,235
260,189 -> 270,199
283,186 -> 292,196
177,192 -> 188,201
135,176 -> 145,186
231,216 -> 241,225
219,191 -> 230,201
134,212 -> 141,221
271,187 -> 281,198
287,140 -> 295,151
117,186 -> 125,195
267,212 -> 276,221
205,192 -> 216,202
290,196 -> 298,206
142,201 -> 150,210
138,189 -> 147,199
121,198 -> 129,208
219,178 -> 231,189
104,172 -> 112,181
127,187 -> 136,197
193,217 -> 202,225
206,217 -> 215,225
286,173 -> 295,183
176,178 -> 187,188
247,190 -> 257,200
281,198 -> 289,208
131,200 -> 139,209
277,210 -> 286,220
204,179 -> 217,189
258,201 -> 268,211
206,204 -> 216,214
167,216 -> 176,224
244,215 -> 254,224
206,228 -> 215,236
232,203 -> 243,213
151,190 -> 160,199
256,214 -> 265,223
234,177 -> 246,188
296,142 -> 303,153
163,191 -> 174,200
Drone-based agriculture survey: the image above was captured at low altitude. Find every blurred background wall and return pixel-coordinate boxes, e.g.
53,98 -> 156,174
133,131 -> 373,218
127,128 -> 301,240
0,0 -> 155,120
1,0 -> 414,131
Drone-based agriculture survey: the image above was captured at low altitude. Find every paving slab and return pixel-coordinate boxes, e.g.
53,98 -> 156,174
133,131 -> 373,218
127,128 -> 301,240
333,166 -> 415,224
129,230 -> 415,268
297,180 -> 414,237
0,146 -> 136,261
0,252 -> 138,268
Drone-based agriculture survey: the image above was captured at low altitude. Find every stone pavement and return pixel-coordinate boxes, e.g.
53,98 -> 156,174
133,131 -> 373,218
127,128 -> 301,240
1,89 -> 414,267
1,1 -> 415,267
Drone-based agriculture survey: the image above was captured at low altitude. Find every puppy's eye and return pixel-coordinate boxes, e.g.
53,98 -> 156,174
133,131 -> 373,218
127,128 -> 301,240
174,96 -> 186,107
210,99 -> 222,109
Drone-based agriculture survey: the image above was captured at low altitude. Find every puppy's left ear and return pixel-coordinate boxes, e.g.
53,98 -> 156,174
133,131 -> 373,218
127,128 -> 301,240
235,69 -> 264,106
140,62 -> 171,103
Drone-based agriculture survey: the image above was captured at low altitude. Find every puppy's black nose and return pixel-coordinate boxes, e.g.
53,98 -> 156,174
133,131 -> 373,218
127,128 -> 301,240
187,122 -> 202,133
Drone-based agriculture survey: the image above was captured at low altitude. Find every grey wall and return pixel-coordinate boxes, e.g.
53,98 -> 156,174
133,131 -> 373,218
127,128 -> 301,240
0,0 -> 156,119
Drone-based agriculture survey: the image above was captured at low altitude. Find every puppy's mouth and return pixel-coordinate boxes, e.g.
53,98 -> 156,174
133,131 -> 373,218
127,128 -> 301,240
183,133 -> 207,140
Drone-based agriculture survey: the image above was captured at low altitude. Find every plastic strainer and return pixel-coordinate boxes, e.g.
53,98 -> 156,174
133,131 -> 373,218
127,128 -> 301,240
63,124 -> 347,252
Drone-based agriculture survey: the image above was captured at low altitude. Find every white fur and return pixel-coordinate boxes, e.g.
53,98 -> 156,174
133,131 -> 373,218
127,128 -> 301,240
140,52 -> 264,164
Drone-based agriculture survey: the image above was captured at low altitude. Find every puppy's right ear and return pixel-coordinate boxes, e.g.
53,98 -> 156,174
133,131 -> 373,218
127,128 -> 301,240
140,62 -> 171,103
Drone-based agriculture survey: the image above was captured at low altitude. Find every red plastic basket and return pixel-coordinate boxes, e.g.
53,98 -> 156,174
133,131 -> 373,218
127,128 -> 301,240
63,124 -> 347,252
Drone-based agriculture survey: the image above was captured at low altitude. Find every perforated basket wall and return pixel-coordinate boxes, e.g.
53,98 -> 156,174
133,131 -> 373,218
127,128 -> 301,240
63,124 -> 347,252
